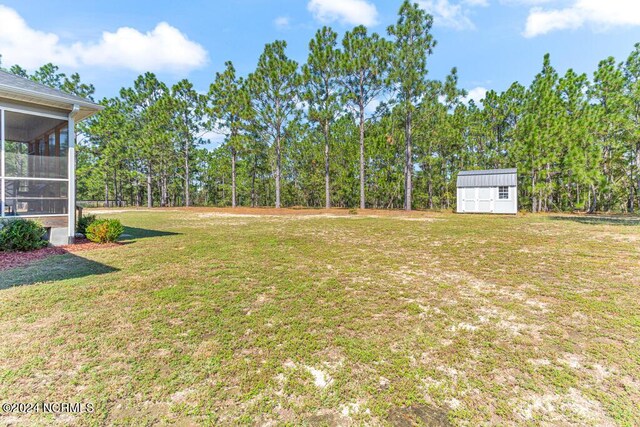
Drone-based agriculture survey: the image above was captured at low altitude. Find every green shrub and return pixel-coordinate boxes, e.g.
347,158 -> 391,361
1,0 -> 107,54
77,214 -> 97,235
0,219 -> 47,252
85,219 -> 124,243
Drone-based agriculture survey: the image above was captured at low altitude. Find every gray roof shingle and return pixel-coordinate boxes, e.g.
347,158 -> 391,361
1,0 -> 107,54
0,69 -> 100,109
457,168 -> 517,187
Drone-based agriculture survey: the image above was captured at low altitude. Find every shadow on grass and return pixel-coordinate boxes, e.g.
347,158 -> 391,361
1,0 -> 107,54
119,226 -> 181,241
0,253 -> 118,289
550,215 -> 640,226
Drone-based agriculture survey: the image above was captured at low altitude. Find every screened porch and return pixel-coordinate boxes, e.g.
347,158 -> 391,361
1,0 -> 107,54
1,109 -> 70,217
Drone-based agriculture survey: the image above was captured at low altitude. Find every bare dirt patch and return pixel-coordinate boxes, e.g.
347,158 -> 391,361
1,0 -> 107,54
516,388 -> 615,425
387,404 -> 451,426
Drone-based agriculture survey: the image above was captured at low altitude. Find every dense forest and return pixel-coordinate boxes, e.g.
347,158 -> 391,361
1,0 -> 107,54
2,1 -> 640,213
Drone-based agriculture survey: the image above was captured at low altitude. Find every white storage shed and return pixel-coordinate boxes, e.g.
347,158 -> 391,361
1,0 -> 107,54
456,168 -> 517,214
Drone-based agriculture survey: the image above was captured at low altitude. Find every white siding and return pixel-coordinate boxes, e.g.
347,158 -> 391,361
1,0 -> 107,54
494,186 -> 516,214
457,186 -> 517,214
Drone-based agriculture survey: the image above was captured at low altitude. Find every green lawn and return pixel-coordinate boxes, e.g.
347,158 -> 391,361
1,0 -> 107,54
1,209 -> 639,426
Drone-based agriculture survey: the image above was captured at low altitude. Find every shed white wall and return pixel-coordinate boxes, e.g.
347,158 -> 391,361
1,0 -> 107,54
456,186 -> 517,214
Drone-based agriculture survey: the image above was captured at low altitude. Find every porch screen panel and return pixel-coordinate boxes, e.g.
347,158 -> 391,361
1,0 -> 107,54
4,110 -> 68,179
4,180 -> 68,216
2,109 -> 69,217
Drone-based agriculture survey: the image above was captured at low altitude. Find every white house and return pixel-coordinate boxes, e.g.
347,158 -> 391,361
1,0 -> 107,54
0,70 -> 103,245
456,168 -> 518,214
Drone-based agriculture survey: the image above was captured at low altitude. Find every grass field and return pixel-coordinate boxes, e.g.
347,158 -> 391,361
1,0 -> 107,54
0,208 -> 639,426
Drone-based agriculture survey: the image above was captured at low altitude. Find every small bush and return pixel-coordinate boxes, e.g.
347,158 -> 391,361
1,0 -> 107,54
348,208 -> 358,215
0,219 -> 47,252
77,214 -> 97,235
86,219 -> 124,244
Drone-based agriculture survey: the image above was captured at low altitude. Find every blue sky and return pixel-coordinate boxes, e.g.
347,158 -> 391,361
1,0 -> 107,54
1,0 -> 639,105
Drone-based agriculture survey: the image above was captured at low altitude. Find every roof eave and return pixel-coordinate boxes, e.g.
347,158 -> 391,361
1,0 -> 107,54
458,169 -> 518,176
75,108 -> 101,122
0,84 -> 103,118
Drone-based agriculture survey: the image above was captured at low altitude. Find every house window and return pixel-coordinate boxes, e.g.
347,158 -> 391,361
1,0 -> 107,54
498,186 -> 509,200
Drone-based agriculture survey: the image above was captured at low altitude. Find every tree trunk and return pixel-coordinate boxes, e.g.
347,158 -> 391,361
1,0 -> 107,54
135,177 -> 141,207
567,182 -> 573,211
147,166 -> 153,208
545,163 -> 551,212
324,120 -> 330,209
157,179 -> 162,207
531,170 -> 537,213
104,179 -> 109,208
251,155 -> 257,208
405,108 -> 413,211
603,144 -> 611,211
424,161 -> 433,210
359,102 -> 366,210
231,146 -> 237,208
185,141 -> 190,207
538,193 -> 542,213
113,171 -> 118,207
588,184 -> 597,214
428,179 -> 433,210
161,173 -> 168,207
275,129 -> 282,209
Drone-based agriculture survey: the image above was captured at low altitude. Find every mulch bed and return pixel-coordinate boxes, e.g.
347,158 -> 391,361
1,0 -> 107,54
0,239 -> 122,272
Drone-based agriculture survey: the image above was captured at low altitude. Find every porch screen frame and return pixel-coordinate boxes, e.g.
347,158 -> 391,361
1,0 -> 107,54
0,104 -> 73,230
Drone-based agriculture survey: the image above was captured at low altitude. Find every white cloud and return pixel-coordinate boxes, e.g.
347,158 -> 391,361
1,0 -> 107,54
307,0 -> 379,26
201,130 -> 226,149
77,23 -> 208,72
364,97 -> 382,115
464,86 -> 488,104
501,0 -> 552,5
418,0 -> 487,30
0,5 -> 208,73
0,5 -> 78,68
464,0 -> 489,6
524,0 -> 640,37
274,16 -> 291,30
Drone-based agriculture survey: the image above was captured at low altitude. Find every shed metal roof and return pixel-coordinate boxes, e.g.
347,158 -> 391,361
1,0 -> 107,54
0,70 -> 102,121
457,168 -> 517,187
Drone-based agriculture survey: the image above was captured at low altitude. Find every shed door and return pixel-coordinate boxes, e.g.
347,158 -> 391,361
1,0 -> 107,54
477,187 -> 492,212
463,188 -> 476,212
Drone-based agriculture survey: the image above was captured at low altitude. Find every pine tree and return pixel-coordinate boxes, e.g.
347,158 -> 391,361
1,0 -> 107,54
517,54 -> 562,212
171,79 -> 206,207
119,73 -> 169,207
388,0 -> 436,210
248,41 -> 300,208
590,57 -> 629,211
208,61 -> 253,208
623,43 -> 640,211
302,27 -> 341,209
339,26 -> 392,209
557,69 -> 598,211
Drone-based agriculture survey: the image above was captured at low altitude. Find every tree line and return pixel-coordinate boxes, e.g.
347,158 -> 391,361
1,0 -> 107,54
3,1 -> 640,213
